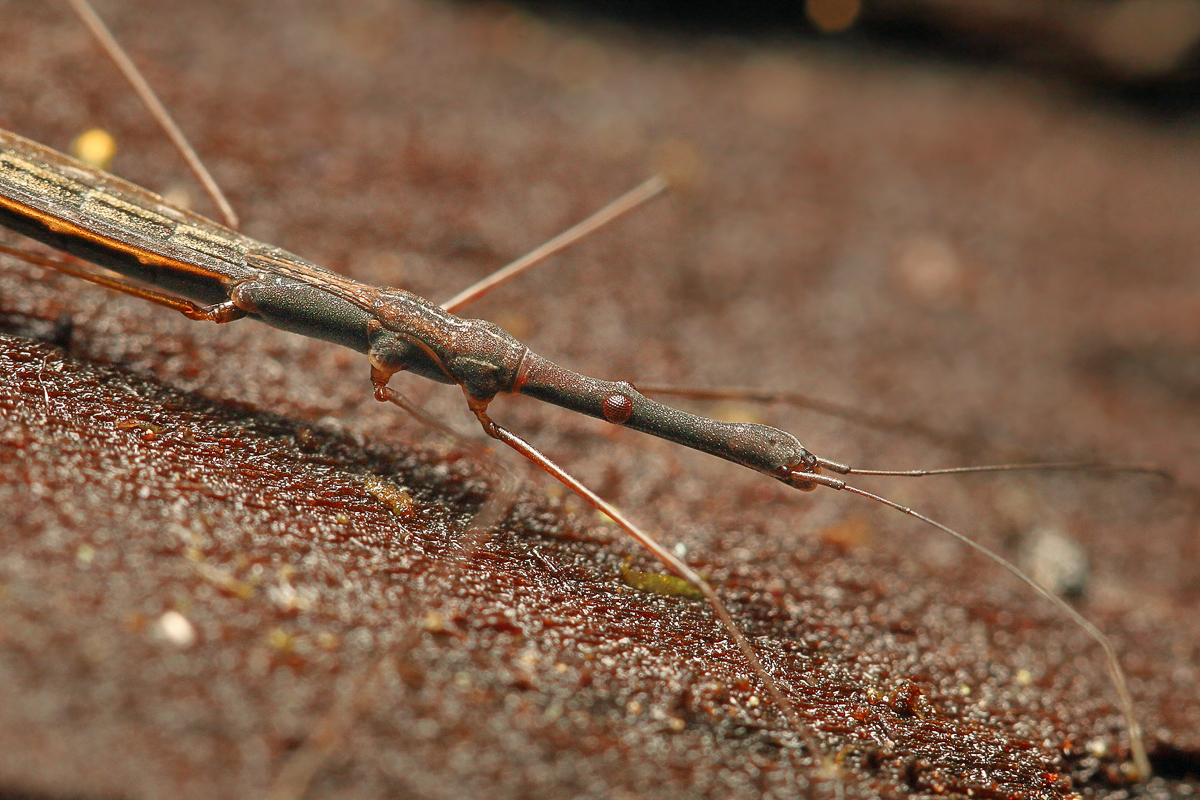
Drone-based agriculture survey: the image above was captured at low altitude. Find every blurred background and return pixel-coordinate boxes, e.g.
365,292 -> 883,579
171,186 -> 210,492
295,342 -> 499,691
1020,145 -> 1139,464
517,0 -> 1200,97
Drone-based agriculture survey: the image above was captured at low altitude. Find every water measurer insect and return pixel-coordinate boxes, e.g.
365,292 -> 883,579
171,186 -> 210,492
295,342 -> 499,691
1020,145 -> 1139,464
1,0 -> 1183,794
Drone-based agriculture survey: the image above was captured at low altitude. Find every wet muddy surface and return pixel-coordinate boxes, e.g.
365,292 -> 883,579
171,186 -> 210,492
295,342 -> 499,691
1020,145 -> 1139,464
0,1 -> 1198,798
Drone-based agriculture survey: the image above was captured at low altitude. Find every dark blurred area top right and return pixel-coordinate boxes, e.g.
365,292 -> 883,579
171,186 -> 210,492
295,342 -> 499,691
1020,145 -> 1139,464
513,0 -> 1200,112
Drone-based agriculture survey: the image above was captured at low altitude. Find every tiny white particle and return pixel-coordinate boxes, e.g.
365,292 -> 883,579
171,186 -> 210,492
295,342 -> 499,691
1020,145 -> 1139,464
155,611 -> 196,648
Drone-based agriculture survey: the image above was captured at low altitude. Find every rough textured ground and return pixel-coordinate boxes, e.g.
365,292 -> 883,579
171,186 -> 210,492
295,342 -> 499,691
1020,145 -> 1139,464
0,1 -> 1197,798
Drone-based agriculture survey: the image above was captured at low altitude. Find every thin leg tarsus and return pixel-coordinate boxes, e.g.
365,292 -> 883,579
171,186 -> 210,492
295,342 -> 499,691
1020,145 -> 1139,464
268,386 -> 525,800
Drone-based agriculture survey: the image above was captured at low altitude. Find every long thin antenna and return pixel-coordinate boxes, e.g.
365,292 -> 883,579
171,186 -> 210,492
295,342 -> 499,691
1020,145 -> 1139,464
801,471 -> 1151,781
815,457 -> 1174,482
64,0 -> 241,229
441,175 -> 668,313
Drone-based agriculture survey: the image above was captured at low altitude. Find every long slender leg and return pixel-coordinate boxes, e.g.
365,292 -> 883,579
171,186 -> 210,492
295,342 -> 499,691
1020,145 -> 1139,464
452,392 -> 824,761
65,0 -> 240,229
440,175 -> 667,313
373,388 -> 828,767
0,241 -> 245,323
432,174 -> 998,453
380,384 -> 529,561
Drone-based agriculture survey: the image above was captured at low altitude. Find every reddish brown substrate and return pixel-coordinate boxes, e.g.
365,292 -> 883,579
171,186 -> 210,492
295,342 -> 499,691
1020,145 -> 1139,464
0,1 -> 1197,798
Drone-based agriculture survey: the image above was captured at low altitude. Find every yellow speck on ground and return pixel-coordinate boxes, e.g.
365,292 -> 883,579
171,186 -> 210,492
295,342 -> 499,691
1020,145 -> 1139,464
363,475 -> 414,519
619,563 -> 703,599
70,128 -> 117,170
266,628 -> 293,652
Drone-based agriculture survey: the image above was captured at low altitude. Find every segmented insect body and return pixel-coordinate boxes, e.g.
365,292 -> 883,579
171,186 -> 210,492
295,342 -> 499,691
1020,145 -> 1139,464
0,129 -> 824,488
0,120 -> 1156,783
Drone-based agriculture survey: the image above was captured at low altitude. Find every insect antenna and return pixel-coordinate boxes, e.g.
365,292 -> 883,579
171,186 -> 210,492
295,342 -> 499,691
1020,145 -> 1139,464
825,459 -> 1174,480
796,464 -> 1156,781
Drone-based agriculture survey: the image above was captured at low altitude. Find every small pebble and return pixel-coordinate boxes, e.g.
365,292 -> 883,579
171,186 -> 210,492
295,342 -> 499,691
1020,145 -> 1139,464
154,611 -> 196,648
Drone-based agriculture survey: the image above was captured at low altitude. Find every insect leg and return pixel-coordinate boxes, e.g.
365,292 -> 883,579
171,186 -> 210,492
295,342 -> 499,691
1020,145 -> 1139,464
65,0 -> 239,228
455,390 -> 825,762
440,176 -> 667,314
0,240 -> 245,323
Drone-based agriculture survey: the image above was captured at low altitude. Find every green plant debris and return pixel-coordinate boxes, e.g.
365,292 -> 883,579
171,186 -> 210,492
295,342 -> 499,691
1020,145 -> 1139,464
620,564 -> 704,599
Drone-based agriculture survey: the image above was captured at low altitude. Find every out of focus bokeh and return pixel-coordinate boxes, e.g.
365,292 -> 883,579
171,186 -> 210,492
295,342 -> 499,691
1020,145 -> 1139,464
520,0 -> 1200,92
